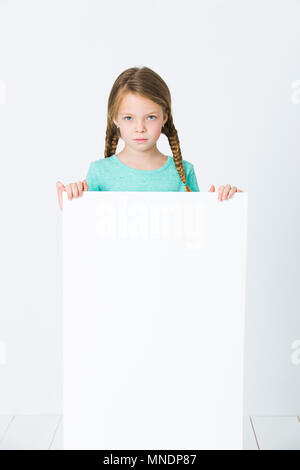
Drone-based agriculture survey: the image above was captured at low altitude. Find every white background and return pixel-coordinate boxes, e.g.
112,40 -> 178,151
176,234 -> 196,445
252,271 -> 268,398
0,0 -> 299,415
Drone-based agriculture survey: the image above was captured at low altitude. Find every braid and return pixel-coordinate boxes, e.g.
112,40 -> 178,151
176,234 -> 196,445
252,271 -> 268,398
104,123 -> 119,158
163,117 -> 192,191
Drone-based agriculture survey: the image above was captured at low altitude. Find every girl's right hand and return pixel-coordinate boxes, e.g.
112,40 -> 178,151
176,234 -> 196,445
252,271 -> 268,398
56,180 -> 89,210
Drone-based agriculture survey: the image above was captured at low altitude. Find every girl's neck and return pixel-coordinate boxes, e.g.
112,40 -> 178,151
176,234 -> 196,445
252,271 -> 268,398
116,147 -> 167,170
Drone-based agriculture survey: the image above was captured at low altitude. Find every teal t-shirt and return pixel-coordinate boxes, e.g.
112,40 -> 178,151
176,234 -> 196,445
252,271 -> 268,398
86,154 -> 200,192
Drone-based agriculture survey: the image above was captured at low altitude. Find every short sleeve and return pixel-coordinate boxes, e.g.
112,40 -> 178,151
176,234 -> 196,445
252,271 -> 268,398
86,161 -> 101,191
186,164 -> 200,192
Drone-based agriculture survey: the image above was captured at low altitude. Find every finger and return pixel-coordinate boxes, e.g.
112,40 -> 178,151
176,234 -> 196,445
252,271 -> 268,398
77,181 -> 83,197
218,185 -> 225,201
237,188 -> 243,192
221,184 -> 231,200
65,184 -> 73,200
208,185 -> 215,192
228,186 -> 237,198
83,179 -> 89,191
71,183 -> 79,198
56,181 -> 65,210
56,181 -> 65,190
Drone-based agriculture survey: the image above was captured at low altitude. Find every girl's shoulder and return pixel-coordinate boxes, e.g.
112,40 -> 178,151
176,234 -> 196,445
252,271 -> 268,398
182,158 -> 194,166
86,156 -> 117,176
181,158 -> 196,173
167,156 -> 195,170
90,155 -> 115,167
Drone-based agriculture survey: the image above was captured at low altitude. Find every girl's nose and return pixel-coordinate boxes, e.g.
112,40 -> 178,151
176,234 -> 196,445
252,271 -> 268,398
135,122 -> 147,132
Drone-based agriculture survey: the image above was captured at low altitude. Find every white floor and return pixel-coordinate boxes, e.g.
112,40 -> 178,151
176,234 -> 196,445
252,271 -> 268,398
0,415 -> 300,450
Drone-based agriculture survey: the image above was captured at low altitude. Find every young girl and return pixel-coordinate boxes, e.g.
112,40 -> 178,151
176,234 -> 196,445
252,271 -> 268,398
56,66 -> 243,209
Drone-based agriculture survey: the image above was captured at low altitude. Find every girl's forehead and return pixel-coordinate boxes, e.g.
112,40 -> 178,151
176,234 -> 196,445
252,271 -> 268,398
119,92 -> 160,112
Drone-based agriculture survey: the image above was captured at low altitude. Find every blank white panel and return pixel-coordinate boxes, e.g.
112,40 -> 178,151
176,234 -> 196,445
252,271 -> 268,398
63,192 -> 248,450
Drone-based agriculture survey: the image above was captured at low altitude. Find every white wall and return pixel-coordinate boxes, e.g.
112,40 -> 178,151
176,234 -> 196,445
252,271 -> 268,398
0,0 -> 299,415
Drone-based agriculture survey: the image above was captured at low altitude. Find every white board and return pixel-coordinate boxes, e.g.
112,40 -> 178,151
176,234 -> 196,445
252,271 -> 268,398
62,191 -> 248,450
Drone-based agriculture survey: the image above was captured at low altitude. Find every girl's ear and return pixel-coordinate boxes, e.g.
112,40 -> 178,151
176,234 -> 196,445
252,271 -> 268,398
163,114 -> 168,125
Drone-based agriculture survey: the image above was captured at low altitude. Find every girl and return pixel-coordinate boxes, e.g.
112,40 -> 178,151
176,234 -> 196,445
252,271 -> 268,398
56,66 -> 243,209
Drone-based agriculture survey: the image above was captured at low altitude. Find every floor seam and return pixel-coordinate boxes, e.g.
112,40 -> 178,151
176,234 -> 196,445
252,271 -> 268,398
249,416 -> 260,450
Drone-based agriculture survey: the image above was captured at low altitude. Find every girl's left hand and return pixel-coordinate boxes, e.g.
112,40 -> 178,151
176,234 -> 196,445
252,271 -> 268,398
209,184 -> 243,201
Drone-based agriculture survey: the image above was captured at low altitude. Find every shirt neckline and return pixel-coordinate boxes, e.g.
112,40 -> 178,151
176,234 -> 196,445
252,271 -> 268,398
111,154 -> 172,173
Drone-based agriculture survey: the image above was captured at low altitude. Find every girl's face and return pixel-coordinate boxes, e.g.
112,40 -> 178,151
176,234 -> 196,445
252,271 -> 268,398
113,92 -> 168,151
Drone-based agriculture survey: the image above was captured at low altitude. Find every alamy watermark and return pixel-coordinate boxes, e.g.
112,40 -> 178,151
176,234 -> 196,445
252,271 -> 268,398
0,80 -> 6,105
0,340 -> 7,365
93,198 -> 207,250
291,80 -> 300,104
291,339 -> 300,365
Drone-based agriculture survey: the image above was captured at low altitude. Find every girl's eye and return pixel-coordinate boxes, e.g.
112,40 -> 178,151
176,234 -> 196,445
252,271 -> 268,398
123,115 -> 157,121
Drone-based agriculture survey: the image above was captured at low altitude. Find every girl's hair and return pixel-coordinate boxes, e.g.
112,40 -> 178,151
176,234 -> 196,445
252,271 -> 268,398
104,66 -> 192,191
